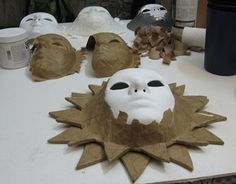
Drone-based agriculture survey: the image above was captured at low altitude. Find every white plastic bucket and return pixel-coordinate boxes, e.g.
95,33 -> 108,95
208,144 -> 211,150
0,28 -> 30,69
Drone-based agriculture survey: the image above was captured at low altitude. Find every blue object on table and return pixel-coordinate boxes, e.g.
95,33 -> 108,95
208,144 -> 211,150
205,0 -> 236,75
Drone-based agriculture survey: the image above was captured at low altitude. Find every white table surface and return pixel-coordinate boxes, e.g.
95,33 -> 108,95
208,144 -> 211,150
1,25 -> 236,184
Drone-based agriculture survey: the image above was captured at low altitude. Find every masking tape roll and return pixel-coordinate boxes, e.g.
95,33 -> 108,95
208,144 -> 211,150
182,27 -> 206,49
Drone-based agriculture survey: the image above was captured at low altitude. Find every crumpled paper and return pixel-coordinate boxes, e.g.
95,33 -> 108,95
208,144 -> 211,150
132,26 -> 190,65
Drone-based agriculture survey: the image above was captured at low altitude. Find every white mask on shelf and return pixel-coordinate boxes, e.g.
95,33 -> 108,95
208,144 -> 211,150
66,6 -> 125,36
127,4 -> 168,31
138,4 -> 167,19
20,12 -> 59,37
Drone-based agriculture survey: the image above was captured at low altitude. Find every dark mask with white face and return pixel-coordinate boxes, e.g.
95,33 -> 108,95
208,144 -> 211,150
127,4 -> 172,31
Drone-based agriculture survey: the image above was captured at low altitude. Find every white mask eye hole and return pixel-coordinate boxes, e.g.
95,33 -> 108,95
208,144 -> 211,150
26,18 -> 33,22
110,82 -> 129,90
147,80 -> 164,87
160,7 -> 166,11
44,18 -> 53,22
142,9 -> 150,13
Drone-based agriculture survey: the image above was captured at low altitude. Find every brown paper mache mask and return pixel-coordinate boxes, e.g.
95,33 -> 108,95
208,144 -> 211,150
48,68 -> 226,182
30,34 -> 84,81
86,32 -> 140,78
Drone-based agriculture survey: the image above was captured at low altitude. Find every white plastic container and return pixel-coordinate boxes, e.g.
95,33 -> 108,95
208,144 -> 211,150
0,28 -> 30,69
174,0 -> 199,28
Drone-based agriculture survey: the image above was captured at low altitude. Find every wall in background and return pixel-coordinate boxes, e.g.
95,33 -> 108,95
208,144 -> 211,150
0,0 -> 134,28
0,0 -> 28,28
0,0 -> 173,29
196,0 -> 207,28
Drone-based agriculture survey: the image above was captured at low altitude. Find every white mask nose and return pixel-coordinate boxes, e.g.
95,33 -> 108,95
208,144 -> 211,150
32,17 -> 41,26
128,83 -> 150,95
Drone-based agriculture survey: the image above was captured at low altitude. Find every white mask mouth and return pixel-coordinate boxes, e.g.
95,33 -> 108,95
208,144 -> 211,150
127,4 -> 169,31
65,6 -> 125,36
20,12 -> 59,37
105,68 -> 175,125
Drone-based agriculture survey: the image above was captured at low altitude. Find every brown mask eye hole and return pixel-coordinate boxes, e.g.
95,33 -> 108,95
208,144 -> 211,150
110,82 -> 129,90
52,42 -> 63,47
31,45 -> 37,52
109,39 -> 120,43
147,80 -> 164,87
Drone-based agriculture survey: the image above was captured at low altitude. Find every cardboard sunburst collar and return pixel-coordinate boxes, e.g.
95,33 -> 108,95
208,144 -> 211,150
48,82 -> 226,182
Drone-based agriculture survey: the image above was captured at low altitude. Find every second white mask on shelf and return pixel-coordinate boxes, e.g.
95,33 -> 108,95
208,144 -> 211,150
65,6 -> 125,36
20,12 -> 59,38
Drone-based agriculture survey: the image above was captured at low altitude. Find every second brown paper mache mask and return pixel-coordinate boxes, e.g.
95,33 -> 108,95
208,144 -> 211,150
30,34 -> 84,81
86,32 -> 140,78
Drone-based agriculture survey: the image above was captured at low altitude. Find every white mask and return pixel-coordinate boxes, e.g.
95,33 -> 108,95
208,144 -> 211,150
66,6 -> 124,36
105,68 -> 175,125
127,4 -> 168,31
138,4 -> 167,19
20,12 -> 58,37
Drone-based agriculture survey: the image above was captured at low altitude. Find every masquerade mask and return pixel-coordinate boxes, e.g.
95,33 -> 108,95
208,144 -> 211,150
20,12 -> 59,37
127,4 -> 170,31
30,34 -> 84,81
66,6 -> 124,36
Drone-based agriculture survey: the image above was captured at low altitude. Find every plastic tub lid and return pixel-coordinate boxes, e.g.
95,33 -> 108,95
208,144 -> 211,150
0,28 -> 29,43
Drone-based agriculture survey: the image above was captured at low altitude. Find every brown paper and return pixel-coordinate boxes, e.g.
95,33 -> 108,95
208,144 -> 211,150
48,82 -> 226,182
30,34 -> 85,81
132,26 -> 189,65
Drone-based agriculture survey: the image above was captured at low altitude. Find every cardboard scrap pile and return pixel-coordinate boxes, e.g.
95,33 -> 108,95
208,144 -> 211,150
132,26 -> 190,64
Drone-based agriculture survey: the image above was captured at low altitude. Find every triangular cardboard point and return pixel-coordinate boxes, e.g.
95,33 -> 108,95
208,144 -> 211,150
121,152 -> 150,182
48,127 -> 82,144
168,144 -> 193,171
76,143 -> 106,169
142,143 -> 170,162
104,142 -> 129,162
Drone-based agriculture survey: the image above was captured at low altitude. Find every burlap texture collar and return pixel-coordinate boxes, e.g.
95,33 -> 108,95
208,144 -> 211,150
48,82 -> 226,182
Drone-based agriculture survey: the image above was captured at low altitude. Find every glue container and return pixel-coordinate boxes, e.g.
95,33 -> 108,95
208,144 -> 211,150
0,28 -> 30,69
173,0 -> 199,28
204,0 -> 236,75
